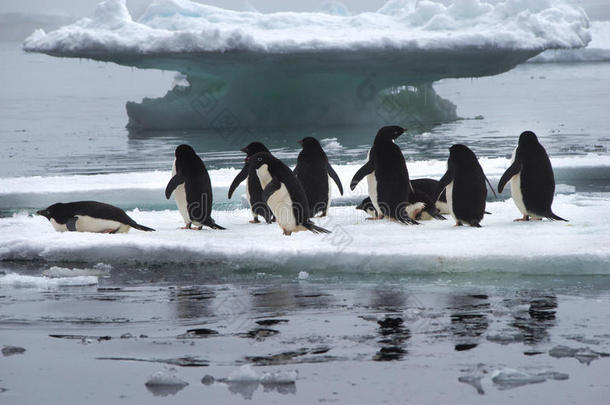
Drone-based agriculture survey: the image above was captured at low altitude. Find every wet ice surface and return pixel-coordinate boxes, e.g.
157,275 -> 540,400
1,264 -> 610,404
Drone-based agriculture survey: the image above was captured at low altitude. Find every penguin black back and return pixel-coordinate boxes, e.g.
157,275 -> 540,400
498,131 -> 566,221
372,126 -> 416,224
294,137 -> 343,216
438,144 -> 488,227
165,144 -> 224,230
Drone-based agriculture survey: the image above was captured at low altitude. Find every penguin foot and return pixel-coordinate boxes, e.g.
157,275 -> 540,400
102,228 -> 117,234
282,228 -> 292,236
366,216 -> 384,221
249,218 -> 260,224
455,221 -> 463,227
193,226 -> 203,230
181,223 -> 192,229
514,215 -> 529,222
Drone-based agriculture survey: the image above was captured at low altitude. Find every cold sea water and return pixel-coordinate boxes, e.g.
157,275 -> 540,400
1,40 -> 610,404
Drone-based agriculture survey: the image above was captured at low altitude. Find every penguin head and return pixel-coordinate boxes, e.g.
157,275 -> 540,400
448,144 -> 478,166
248,152 -> 273,169
174,144 -> 204,172
375,126 -> 406,143
297,137 -> 324,156
240,142 -> 269,157
518,131 -> 539,148
36,203 -> 62,220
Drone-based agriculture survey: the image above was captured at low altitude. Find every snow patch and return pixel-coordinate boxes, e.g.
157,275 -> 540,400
0,273 -> 98,288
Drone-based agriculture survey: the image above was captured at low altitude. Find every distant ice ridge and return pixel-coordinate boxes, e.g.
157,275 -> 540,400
22,0 -> 590,130
0,154 -> 607,195
530,21 -> 610,62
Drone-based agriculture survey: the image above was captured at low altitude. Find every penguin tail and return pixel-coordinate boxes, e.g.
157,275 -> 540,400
547,212 -> 568,222
132,223 -> 155,232
305,221 -> 331,234
204,219 -> 226,230
397,215 -> 420,225
431,212 -> 447,221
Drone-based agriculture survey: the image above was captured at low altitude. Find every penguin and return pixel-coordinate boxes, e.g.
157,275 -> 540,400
355,186 -> 445,221
294,137 -> 344,217
227,142 -> 274,224
350,125 -> 419,225
37,201 -> 154,233
165,144 -> 225,230
435,144 -> 495,227
248,152 -> 331,236
498,131 -> 567,222
411,178 -> 449,215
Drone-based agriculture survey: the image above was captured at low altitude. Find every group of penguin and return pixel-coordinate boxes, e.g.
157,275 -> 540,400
36,126 -> 566,236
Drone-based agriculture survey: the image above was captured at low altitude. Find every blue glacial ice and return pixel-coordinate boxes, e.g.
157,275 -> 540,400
23,0 -> 590,130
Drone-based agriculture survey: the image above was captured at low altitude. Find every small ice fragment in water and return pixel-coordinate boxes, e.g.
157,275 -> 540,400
145,369 -> 189,397
458,375 -> 484,395
261,370 -> 298,385
537,371 -> 569,381
549,345 -> 609,365
120,332 -> 133,339
298,271 -> 309,280
2,346 -> 26,356
227,365 -> 260,382
491,368 -> 546,389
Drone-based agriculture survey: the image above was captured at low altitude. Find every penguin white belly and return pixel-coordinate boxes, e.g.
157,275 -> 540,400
326,176 -> 332,212
405,202 -> 426,220
172,161 -> 191,225
75,216 -> 127,233
366,172 -> 380,214
446,181 -> 456,220
510,173 -> 528,216
50,219 -> 69,232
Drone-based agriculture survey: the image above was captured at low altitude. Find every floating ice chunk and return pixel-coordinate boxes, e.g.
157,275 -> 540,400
320,138 -> 344,153
298,271 -> 309,280
145,370 -> 189,386
491,368 -> 546,389
226,364 -> 297,384
0,273 -> 98,288
42,266 -> 109,277
530,21 -> 610,63
549,345 -> 609,365
227,365 -> 261,383
93,262 -> 113,271
260,369 -> 298,385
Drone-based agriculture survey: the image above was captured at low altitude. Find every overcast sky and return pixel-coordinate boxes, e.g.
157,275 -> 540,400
0,0 -> 607,20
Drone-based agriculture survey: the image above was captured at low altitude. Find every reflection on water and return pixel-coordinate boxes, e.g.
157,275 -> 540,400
509,293 -> 557,345
448,294 -> 491,351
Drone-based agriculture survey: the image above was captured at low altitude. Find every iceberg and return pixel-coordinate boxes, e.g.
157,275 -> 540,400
530,21 -> 610,63
23,0 -> 590,130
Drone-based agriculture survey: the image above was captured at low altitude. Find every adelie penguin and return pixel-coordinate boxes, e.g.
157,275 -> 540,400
350,125 -> 419,225
294,137 -> 343,217
249,152 -> 331,236
165,144 -> 225,230
227,142 -> 275,224
436,144 -> 496,227
37,201 -> 155,233
498,131 -> 567,222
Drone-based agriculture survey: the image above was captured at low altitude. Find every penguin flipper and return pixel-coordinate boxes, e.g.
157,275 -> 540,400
435,169 -> 454,201
304,221 -> 331,234
262,177 -> 281,203
165,174 -> 185,199
66,217 -> 78,231
327,164 -> 344,195
498,160 -> 521,194
228,165 -> 248,199
350,161 -> 374,191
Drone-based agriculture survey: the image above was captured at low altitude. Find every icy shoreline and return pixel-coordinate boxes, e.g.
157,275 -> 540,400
1,193 -> 608,273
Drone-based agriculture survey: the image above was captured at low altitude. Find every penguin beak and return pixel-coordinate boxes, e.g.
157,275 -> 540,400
240,147 -> 248,153
297,139 -> 303,146
36,209 -> 49,219
394,128 -> 406,139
